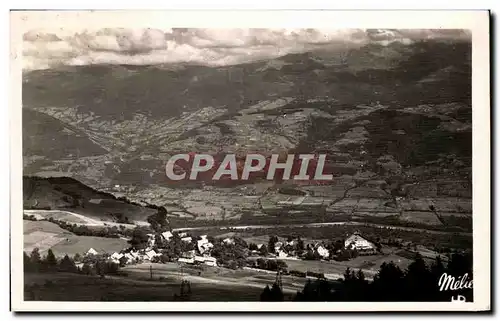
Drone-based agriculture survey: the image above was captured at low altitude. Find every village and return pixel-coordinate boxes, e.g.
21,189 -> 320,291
75,228 -> 381,278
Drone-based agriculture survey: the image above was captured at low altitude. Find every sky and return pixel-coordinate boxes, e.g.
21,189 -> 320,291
22,28 -> 470,71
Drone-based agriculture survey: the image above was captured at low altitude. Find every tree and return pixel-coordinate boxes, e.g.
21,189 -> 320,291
343,267 -> 355,282
44,249 -> 58,271
404,253 -> 434,301
259,244 -> 269,256
154,234 -> 165,249
266,259 -> 278,271
276,260 -> 288,272
158,253 -> 171,264
304,249 -> 316,261
164,235 -> 183,258
104,262 -> 119,275
443,252 -> 473,302
372,262 -> 405,301
270,282 -> 284,301
291,252 -> 472,302
59,254 -> 77,273
430,255 -> 445,280
73,253 -> 82,263
81,263 -> 93,275
248,243 -> 258,251
295,237 -> 305,256
336,268 -> 370,301
356,269 -> 365,282
129,227 -> 150,250
298,279 -> 315,301
233,236 -> 248,249
268,235 -> 278,254
256,258 -> 267,270
23,252 -> 32,272
336,249 -> 351,261
147,207 -> 169,233
260,285 -> 272,301
447,252 -> 472,276
95,260 -> 105,277
30,248 -> 41,268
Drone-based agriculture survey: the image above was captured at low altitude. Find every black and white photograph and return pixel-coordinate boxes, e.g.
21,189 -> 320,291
10,10 -> 490,312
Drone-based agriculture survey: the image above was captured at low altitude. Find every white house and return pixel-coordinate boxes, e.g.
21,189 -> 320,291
277,250 -> 288,258
344,233 -> 375,251
197,238 -> 214,254
145,250 -> 158,261
161,231 -> 173,241
110,252 -> 124,263
86,248 -> 98,256
178,232 -> 188,238
178,257 -> 195,264
129,251 -> 140,262
193,255 -> 217,266
223,238 -> 234,245
316,245 -> 330,259
124,253 -> 135,264
274,241 -> 283,254
181,236 -> 192,243
203,256 -> 217,267
111,252 -> 123,260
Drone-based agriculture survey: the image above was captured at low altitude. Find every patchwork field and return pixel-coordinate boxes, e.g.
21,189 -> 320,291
23,220 -> 128,257
400,211 -> 443,225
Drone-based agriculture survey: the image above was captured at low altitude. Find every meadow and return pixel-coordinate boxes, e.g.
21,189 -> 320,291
24,220 -> 128,256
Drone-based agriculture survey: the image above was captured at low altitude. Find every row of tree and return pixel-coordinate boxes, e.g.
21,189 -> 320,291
249,258 -> 288,272
260,252 -> 473,302
24,248 -> 121,277
23,214 -> 130,239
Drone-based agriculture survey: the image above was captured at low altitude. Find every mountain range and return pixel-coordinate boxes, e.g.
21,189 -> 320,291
22,38 -> 472,229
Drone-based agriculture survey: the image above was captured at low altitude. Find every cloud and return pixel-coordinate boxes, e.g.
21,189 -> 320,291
22,28 -> 470,71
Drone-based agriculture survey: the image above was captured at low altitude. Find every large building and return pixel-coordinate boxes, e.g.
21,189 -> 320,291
344,233 -> 375,251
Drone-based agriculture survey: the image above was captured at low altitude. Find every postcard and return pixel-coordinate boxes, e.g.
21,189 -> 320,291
10,10 -> 490,312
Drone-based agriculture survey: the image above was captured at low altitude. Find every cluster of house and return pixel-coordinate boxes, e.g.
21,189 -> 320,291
79,231 -> 377,268
81,230 -> 219,267
269,232 -> 377,260
176,234 -> 217,267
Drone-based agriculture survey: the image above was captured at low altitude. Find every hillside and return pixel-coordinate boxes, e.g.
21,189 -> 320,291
23,176 -> 157,224
22,38 -> 472,230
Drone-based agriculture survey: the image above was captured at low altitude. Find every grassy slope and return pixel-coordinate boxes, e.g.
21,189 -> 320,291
23,220 -> 128,257
24,272 -> 266,301
23,176 -> 157,223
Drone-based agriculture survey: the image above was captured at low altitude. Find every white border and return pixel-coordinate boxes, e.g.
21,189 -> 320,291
10,10 -> 491,312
